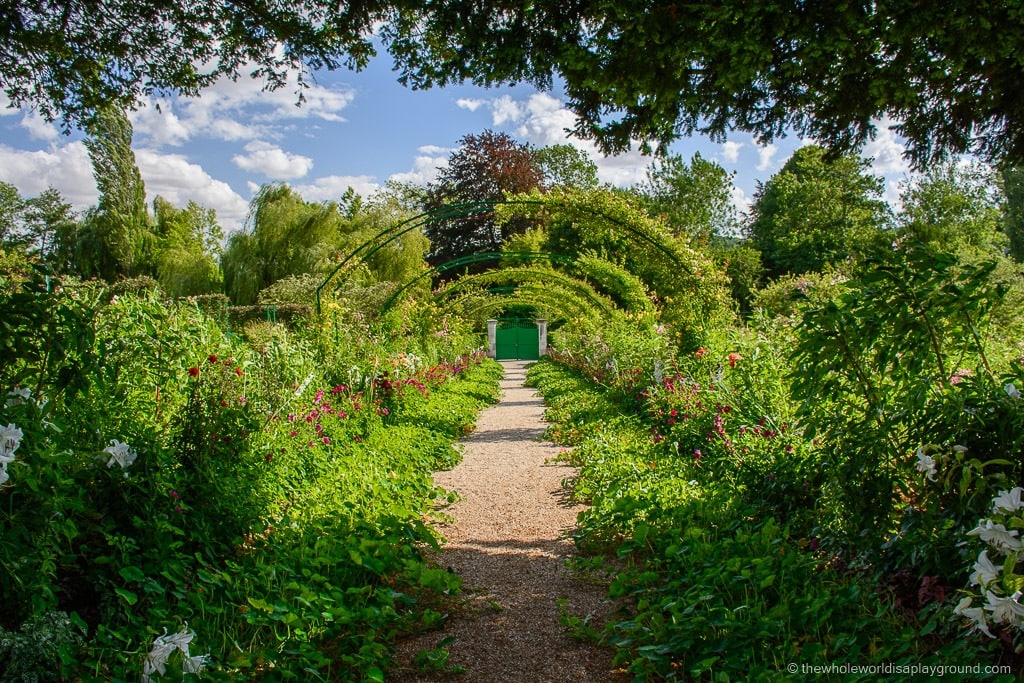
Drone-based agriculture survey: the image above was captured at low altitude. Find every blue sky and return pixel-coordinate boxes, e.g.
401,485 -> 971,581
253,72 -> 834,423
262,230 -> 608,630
0,53 -> 913,233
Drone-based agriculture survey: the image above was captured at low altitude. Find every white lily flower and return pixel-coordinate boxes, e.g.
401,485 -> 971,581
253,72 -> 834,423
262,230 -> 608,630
952,444 -> 968,454
1006,383 -> 1022,399
914,446 -> 937,481
970,550 -> 1002,587
182,653 -> 210,674
955,596 -> 995,638
1,423 -> 23,463
0,467 -> 9,486
141,625 -> 208,683
992,487 -> 1024,514
985,590 -> 1024,626
4,387 -> 31,408
103,439 -> 137,469
967,520 -> 1024,554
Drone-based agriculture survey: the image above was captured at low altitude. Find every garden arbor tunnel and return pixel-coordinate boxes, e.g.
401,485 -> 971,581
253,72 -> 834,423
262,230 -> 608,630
315,197 -> 691,315
314,197 -> 693,355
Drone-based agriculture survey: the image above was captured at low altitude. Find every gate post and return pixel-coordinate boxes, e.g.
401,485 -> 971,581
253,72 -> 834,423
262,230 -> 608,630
536,319 -> 548,357
486,319 -> 498,358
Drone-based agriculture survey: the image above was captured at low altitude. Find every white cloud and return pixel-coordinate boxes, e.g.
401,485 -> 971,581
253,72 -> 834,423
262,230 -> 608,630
756,143 -> 779,171
131,70 -> 354,148
513,93 -> 577,146
232,140 -> 313,179
721,140 -> 743,164
0,91 -> 15,115
0,141 -> 97,209
731,185 -> 752,217
389,146 -> 450,186
19,111 -> 58,141
136,149 -> 250,232
293,175 -> 380,203
863,118 -> 910,176
593,148 -> 652,187
129,100 -> 191,147
491,95 -> 525,126
456,98 -> 485,112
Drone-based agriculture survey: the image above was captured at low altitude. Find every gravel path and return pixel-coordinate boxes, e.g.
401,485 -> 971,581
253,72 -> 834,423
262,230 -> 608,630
389,361 -> 627,682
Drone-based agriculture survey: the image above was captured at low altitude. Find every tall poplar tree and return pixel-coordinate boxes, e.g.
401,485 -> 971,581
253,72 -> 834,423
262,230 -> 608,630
82,105 -> 150,279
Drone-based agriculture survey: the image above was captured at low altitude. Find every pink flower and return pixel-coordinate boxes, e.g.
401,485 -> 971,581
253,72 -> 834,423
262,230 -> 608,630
322,437 -> 331,445
727,353 -> 742,368
695,348 -> 709,358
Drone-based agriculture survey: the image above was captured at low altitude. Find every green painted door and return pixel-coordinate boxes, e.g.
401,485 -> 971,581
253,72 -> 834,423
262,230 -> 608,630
495,319 -> 539,360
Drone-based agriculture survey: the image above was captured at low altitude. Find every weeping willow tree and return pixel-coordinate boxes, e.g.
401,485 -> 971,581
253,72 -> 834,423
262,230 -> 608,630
222,184 -> 350,304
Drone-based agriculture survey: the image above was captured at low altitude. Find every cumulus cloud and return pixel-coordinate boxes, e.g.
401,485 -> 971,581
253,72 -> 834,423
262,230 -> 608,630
756,143 -> 779,171
130,70 -> 354,148
136,149 -> 250,231
232,140 -> 313,179
491,95 -> 525,126
293,175 -> 380,203
389,145 -> 450,186
456,98 -> 485,112
0,141 -> 97,209
20,111 -> 58,141
721,140 -> 743,164
863,118 -> 911,176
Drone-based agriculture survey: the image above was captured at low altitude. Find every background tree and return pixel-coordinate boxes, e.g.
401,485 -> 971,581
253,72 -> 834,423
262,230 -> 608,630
385,1 -> 1024,167
897,161 -> 1005,255
222,184 -> 346,304
747,145 -> 891,279
152,197 -> 224,297
423,130 -> 543,266
23,187 -> 78,265
80,105 -> 151,279
0,183 -> 26,249
636,152 -> 738,243
1002,165 -> 1024,263
533,144 -> 599,190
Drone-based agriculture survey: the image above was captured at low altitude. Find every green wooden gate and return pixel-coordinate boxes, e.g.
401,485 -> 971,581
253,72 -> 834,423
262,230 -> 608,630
495,319 -> 540,360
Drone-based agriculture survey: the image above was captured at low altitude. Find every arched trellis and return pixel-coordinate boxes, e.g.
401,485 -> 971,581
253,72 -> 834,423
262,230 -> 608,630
445,281 -> 608,322
315,197 -> 691,314
436,265 -> 618,318
376,251 -> 576,314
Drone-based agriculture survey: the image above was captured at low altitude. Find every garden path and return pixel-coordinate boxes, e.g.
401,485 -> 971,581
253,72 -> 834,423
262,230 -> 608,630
389,360 -> 626,682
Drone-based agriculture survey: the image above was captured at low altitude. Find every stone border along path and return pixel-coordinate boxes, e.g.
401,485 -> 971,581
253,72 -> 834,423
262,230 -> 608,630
389,361 -> 629,682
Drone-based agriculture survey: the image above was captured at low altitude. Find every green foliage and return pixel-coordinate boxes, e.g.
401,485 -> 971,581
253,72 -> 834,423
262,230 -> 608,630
0,275 -> 499,680
790,245 -> 1012,551
748,145 -> 892,279
898,161 -> 1005,255
81,105 -> 150,279
500,187 -> 733,349
423,130 -> 543,266
386,1 -> 1024,168
151,197 -> 223,297
528,355 -> 1014,680
532,144 -> 599,190
715,242 -> 763,314
636,152 -> 738,243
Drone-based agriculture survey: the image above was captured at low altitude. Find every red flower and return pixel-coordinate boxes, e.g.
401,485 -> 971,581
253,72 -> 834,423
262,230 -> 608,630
727,352 -> 743,368
695,348 -> 709,358
208,354 -> 218,364
188,367 -> 200,377
235,367 -> 243,377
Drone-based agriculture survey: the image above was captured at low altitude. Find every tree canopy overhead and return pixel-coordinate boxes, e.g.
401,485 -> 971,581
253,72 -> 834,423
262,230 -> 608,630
3,1 -> 1023,166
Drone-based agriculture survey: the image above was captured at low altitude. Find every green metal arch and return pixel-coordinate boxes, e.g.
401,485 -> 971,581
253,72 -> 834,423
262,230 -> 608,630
436,265 -> 617,317
377,251 -> 574,314
445,281 -> 606,322
315,197 -> 690,314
